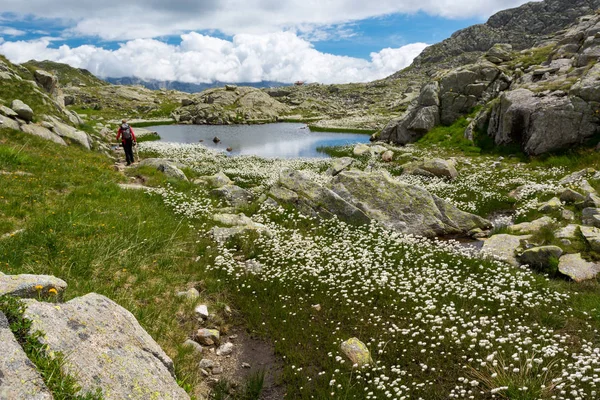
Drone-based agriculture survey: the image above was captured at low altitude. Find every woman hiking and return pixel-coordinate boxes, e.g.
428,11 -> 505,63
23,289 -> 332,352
116,119 -> 137,165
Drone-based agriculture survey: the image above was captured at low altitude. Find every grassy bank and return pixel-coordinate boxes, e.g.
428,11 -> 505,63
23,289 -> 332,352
308,125 -> 377,134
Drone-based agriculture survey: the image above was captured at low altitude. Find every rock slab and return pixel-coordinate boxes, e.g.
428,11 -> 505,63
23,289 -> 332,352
0,273 -> 67,298
0,312 -> 53,400
24,293 -> 190,400
558,254 -> 600,282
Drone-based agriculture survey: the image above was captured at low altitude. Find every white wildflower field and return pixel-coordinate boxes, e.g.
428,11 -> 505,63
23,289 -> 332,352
140,141 -> 600,399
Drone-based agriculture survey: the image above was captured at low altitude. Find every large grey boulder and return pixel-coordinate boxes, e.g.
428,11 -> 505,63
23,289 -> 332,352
21,124 -> 67,146
580,226 -> 600,252
34,69 -> 58,95
0,115 -> 20,130
582,208 -> 600,228
46,116 -> 91,149
0,105 -> 18,118
558,253 -> 600,282
560,188 -> 585,203
0,312 -> 53,400
487,89 -> 598,155
201,171 -> 232,188
403,158 -> 458,180
279,170 -> 370,226
211,185 -> 254,208
327,170 -> 490,237
482,234 -> 530,267
0,273 -> 67,298
519,246 -> 563,269
11,100 -> 34,122
486,43 -> 513,63
139,158 -> 188,181
584,193 -> 600,208
24,293 -> 190,399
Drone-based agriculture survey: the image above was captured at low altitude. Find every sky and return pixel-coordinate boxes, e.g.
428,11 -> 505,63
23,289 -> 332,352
0,0 -> 539,84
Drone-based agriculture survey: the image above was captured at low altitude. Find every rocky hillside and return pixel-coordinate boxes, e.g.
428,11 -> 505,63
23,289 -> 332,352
380,10 -> 600,155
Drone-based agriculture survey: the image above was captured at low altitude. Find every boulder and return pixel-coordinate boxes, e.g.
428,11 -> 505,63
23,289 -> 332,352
403,158 -> 458,180
0,115 -> 20,130
340,338 -> 372,367
353,144 -> 370,156
518,246 -> 563,269
562,209 -> 576,221
381,150 -> 394,162
216,342 -> 234,356
560,188 -> 585,203
279,170 -> 370,226
0,105 -> 18,118
33,69 -> 58,94
212,213 -> 262,228
580,226 -> 600,252
20,124 -> 67,146
555,224 -> 580,240
487,89 -> 598,155
46,116 -> 91,149
328,157 -> 354,176
203,172 -> 233,188
558,253 -> 600,282
559,169 -> 590,185
195,328 -> 220,346
369,145 -> 388,155
24,293 -> 190,399
0,312 -> 53,400
139,158 -> 188,181
11,100 -> 34,122
195,304 -> 209,320
328,170 -> 491,237
538,197 -> 563,213
584,193 -> 600,208
582,208 -> 600,228
211,185 -> 254,208
269,185 -> 299,203
482,234 -> 530,267
486,43 -> 513,63
0,273 -> 67,298
508,216 -> 554,234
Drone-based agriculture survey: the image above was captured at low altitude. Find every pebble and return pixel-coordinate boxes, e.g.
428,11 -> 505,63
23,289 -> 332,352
212,366 -> 224,375
242,363 -> 251,369
216,342 -> 234,356
195,304 -> 209,319
199,359 -> 214,369
183,339 -> 203,354
311,304 -> 322,311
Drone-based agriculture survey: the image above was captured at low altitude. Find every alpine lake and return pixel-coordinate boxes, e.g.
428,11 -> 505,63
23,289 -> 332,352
148,123 -> 371,158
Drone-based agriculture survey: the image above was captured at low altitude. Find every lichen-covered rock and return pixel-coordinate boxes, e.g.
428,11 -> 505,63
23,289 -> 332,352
580,226 -> 600,252
202,171 -> 233,188
353,144 -> 370,156
486,43 -> 513,63
519,246 -> 563,268
21,124 -> 67,146
558,253 -> 600,282
482,234 -> 530,267
328,157 -> 354,176
560,188 -> 585,203
340,338 -> 372,367
584,193 -> 600,208
211,185 -> 254,208
403,158 -> 458,180
538,197 -> 563,213
508,216 -> 554,235
0,312 -> 53,400
555,224 -> 580,240
0,115 -> 20,130
11,100 -> 33,122
0,273 -> 67,298
24,293 -> 189,399
139,158 -> 188,181
46,116 -> 91,149
195,328 -> 220,346
582,208 -> 600,228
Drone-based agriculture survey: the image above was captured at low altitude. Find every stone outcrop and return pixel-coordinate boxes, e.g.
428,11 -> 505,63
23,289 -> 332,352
172,86 -> 290,125
402,158 -> 458,180
139,158 -> 188,181
277,169 -> 490,238
482,234 -> 530,267
11,100 -> 34,122
0,273 -> 67,298
0,312 -> 53,400
558,253 -> 600,282
24,293 -> 190,399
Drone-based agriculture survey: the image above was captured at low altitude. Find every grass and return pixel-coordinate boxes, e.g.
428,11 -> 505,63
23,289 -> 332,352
308,125 -> 377,134
417,115 -> 483,155
130,120 -> 176,128
0,295 -> 103,399
135,134 -> 162,143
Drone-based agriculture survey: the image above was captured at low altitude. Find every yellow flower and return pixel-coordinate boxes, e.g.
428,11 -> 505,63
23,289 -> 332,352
48,288 -> 58,295
35,285 -> 43,291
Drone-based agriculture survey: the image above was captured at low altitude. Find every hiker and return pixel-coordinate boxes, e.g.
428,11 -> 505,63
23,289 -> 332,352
116,119 -> 136,165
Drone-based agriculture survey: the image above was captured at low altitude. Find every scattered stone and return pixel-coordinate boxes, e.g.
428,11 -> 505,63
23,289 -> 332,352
486,43 -> 513,63
11,100 -> 33,121
46,116 -> 91,149
226,147 -> 233,152
196,328 -> 220,346
519,246 -> 563,269
556,224 -> 580,240
213,137 -> 221,143
200,369 -> 210,377
211,185 -> 254,208
0,312 -> 53,399
183,339 -> 203,354
269,185 -> 299,203
311,304 -> 322,311
579,180 -> 597,195
24,293 -> 190,399
340,338 -> 372,367
507,217 -> 554,235
0,115 -> 20,130
242,363 -> 251,369
353,144 -> 370,156
176,287 -> 200,300
212,366 -> 224,375
216,342 -> 234,356
558,253 -> 600,282
580,226 -> 600,252
561,209 -> 576,221
138,158 -> 188,181
559,169 -> 589,185
0,273 -> 67,298
202,172 -> 233,188
370,145 -> 388,155
560,188 -> 585,203
582,208 -> 600,228
403,158 -> 458,180
482,234 -> 530,267
195,304 -> 209,320
328,157 -> 354,176
0,105 -> 18,118
584,193 -> 600,208
381,150 -> 394,162
538,197 -> 562,213
199,359 -> 215,369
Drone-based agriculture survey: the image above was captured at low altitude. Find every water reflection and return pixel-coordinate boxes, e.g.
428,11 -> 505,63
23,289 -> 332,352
148,123 -> 371,159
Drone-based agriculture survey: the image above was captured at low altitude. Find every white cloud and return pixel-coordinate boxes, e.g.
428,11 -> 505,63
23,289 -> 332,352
0,0 -> 538,41
0,32 -> 428,84
0,27 -> 26,36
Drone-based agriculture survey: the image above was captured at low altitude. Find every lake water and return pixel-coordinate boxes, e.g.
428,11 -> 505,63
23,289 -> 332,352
148,123 -> 371,158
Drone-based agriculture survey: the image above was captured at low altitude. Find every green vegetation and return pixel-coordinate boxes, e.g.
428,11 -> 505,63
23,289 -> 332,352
130,120 -> 176,128
22,60 -> 109,88
0,295 -> 103,399
417,116 -> 482,154
511,45 -> 555,70
308,125 -> 377,134
135,134 -> 162,143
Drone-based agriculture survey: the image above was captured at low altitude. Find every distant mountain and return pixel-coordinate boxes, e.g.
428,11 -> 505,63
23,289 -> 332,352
103,77 -> 291,93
